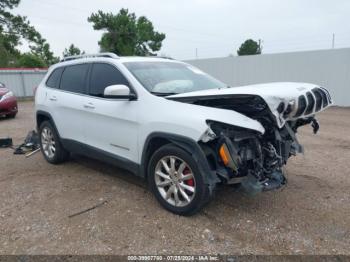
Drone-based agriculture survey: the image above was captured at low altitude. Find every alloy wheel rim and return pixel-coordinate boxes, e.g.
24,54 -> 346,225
41,127 -> 56,159
155,156 -> 196,207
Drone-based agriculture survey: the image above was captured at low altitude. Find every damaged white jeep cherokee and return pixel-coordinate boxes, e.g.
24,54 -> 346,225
35,53 -> 332,215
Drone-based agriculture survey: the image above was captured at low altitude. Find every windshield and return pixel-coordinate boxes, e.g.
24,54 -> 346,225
124,61 -> 227,95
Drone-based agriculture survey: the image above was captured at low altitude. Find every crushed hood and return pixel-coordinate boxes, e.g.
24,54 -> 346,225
168,82 -> 333,128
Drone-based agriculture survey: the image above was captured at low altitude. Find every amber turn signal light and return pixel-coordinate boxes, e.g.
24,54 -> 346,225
219,144 -> 230,166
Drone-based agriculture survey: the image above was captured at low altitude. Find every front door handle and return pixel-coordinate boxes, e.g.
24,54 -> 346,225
83,102 -> 95,109
49,96 -> 57,101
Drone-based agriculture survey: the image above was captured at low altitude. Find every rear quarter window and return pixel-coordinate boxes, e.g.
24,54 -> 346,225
60,64 -> 89,94
46,67 -> 64,88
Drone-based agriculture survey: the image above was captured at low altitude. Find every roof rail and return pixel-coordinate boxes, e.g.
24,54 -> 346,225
146,55 -> 175,60
60,52 -> 119,62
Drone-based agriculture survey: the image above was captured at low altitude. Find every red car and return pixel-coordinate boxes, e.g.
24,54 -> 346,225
0,82 -> 18,118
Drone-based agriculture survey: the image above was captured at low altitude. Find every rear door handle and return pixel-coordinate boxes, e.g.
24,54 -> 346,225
83,102 -> 95,109
49,96 -> 57,101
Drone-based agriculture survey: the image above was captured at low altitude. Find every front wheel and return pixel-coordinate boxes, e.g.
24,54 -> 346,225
148,144 -> 211,216
6,114 -> 16,119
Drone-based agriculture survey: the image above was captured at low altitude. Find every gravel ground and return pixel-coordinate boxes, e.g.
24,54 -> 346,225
0,101 -> 349,255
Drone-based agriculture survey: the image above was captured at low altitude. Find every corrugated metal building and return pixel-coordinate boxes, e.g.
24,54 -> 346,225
0,48 -> 349,106
186,48 -> 350,106
0,68 -> 47,98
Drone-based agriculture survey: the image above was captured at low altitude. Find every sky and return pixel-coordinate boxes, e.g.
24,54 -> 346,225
14,0 -> 350,60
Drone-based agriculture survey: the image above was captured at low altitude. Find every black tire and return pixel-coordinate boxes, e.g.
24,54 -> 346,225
148,144 -> 211,216
6,114 -> 16,119
39,121 -> 69,164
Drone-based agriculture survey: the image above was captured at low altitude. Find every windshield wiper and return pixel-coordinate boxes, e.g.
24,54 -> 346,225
150,91 -> 178,97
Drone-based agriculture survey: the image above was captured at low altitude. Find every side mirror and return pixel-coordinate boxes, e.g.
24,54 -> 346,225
103,85 -> 137,100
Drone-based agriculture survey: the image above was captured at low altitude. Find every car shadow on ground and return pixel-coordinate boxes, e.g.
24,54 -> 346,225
69,153 -> 284,217
0,116 -> 15,121
71,154 -> 147,189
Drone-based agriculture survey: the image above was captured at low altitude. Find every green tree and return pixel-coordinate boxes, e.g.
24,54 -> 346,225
0,33 -> 20,66
0,0 -> 58,66
30,38 -> 59,65
17,53 -> 46,68
63,43 -> 84,57
237,39 -> 262,56
88,8 -> 166,56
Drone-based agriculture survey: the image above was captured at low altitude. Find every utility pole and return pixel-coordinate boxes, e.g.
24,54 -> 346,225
195,48 -> 198,59
258,39 -> 262,53
332,33 -> 335,49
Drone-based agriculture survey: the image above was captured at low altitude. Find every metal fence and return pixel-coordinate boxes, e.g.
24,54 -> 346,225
186,48 -> 350,106
0,68 -> 47,98
1,48 -> 349,106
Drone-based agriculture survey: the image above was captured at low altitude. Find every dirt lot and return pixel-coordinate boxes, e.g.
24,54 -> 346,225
0,101 -> 349,255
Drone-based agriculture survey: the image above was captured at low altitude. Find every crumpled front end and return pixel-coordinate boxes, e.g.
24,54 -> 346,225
168,82 -> 334,128
185,84 -> 334,195
290,87 -> 332,117
199,121 -> 295,194
268,86 -> 333,128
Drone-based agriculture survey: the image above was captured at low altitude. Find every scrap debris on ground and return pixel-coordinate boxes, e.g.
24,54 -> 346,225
13,130 -> 40,156
0,129 -> 40,157
68,199 -> 109,218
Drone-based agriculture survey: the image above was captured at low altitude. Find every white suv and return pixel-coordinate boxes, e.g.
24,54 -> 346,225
35,53 -> 332,215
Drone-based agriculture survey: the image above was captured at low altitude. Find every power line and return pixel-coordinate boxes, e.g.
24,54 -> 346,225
29,15 -> 87,27
20,1 -> 350,50
29,0 -> 237,40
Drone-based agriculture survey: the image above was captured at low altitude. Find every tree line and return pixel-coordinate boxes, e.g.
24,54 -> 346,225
0,0 -> 261,68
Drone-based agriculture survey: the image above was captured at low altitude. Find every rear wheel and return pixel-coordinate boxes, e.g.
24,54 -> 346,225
148,144 -> 211,216
39,121 -> 69,164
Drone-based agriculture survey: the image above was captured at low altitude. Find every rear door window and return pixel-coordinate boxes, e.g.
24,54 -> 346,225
89,63 -> 129,97
60,64 -> 89,94
46,67 -> 64,88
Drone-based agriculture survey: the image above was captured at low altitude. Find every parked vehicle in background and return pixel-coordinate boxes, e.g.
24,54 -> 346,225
0,82 -> 18,118
35,53 -> 332,216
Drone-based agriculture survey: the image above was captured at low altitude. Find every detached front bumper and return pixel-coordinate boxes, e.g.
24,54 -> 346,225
240,171 -> 287,195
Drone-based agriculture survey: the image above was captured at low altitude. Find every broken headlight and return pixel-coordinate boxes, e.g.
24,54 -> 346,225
206,120 -> 261,140
282,99 -> 296,118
